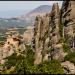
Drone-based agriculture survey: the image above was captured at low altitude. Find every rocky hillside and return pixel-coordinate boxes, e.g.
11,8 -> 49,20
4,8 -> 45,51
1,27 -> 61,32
25,5 -> 51,18
32,1 -> 75,74
18,5 -> 51,19
1,1 -> 75,74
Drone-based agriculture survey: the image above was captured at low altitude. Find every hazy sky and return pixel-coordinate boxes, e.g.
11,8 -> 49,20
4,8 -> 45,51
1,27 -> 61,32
0,1 -> 63,18
0,1 -> 63,11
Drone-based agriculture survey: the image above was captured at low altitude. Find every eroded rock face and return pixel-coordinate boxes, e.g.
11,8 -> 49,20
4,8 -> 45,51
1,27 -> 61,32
42,14 -> 50,61
43,54 -> 49,61
61,61 -> 75,74
33,16 -> 43,64
34,50 -> 42,64
51,44 -> 67,61
50,3 -> 60,46
33,14 -> 50,64
23,26 -> 34,45
0,33 -> 26,64
61,1 -> 75,51
33,3 -> 64,64
49,3 -> 65,61
32,1 -> 75,67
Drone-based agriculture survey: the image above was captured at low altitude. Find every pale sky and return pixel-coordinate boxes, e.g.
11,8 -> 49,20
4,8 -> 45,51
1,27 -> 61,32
0,1 -> 63,11
0,1 -> 63,18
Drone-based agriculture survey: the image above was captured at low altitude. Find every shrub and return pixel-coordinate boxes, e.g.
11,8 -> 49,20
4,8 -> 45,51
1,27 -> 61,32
64,52 -> 75,64
63,43 -> 71,53
1,47 -> 35,74
26,48 -> 35,65
25,60 -> 64,74
1,48 -> 64,74
37,60 -> 64,74
4,53 -> 25,69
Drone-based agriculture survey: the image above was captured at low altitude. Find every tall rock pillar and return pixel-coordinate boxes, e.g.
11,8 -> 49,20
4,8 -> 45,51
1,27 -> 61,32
61,1 -> 75,51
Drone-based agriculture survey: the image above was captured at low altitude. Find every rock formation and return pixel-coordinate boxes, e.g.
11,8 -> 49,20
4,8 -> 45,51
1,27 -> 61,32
33,13 -> 52,64
33,3 -> 65,64
42,14 -> 50,61
49,3 -> 64,61
23,26 -> 34,45
61,1 -> 75,51
0,0 -> 75,74
0,32 -> 26,65
33,16 -> 43,64
61,61 -> 75,74
50,3 -> 60,47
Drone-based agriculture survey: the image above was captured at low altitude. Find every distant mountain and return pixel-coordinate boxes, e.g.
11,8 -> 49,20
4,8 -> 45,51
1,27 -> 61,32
16,5 -> 52,27
17,5 -> 52,22
0,5 -> 52,30
28,5 -> 52,14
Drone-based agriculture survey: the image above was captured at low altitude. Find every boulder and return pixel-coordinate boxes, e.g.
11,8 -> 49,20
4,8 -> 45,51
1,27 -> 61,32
51,44 -> 67,61
61,61 -> 75,74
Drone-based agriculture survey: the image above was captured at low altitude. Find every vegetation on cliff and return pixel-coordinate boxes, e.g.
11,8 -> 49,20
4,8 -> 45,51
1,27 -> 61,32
0,1 -> 75,74
64,52 -> 75,64
0,45 -> 64,74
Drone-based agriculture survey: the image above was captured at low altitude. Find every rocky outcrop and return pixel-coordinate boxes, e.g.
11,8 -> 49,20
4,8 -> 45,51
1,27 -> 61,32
49,3 -> 65,61
0,33 -> 26,64
33,13 -> 52,64
61,61 -> 75,74
33,3 -> 65,64
50,3 -> 60,46
61,1 -> 75,51
51,44 -> 67,61
42,14 -> 50,61
33,16 -> 43,64
23,26 -> 34,45
0,1 -> 75,74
